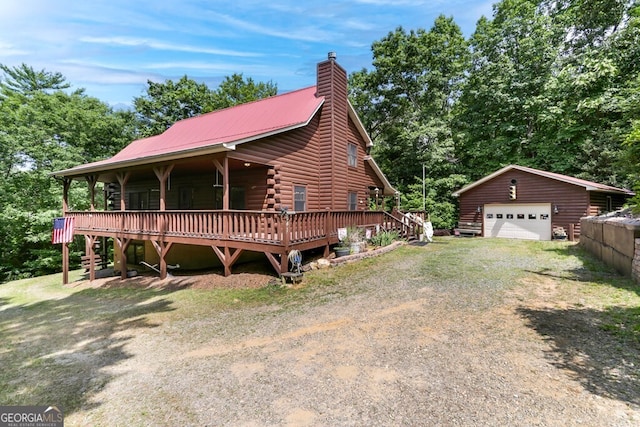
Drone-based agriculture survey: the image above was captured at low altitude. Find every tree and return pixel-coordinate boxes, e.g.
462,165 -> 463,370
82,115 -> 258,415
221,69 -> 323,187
349,16 -> 469,227
455,0 -> 638,187
455,0 -> 562,179
0,64 -> 135,281
0,63 -> 70,95
133,76 -> 214,137
211,73 -> 277,110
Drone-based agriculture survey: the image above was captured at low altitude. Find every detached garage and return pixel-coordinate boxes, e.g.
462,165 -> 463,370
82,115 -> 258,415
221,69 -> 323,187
452,165 -> 634,241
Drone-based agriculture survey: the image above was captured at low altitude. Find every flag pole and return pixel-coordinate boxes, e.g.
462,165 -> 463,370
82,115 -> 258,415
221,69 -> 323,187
63,243 -> 69,285
62,178 -> 71,285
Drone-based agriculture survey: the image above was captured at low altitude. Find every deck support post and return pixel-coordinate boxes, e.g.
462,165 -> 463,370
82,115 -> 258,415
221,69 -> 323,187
264,252 -> 284,274
151,240 -> 173,279
115,237 -> 131,279
85,235 -> 98,281
211,245 -> 243,277
62,242 -> 69,285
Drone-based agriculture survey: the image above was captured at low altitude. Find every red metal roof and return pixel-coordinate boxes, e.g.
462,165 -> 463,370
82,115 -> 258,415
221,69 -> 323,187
55,86 -> 324,175
114,85 -> 323,162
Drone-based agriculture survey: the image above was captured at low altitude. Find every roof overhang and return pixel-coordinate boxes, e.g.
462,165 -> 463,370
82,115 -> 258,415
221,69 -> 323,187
348,100 -> 373,148
452,164 -> 634,197
365,155 -> 396,196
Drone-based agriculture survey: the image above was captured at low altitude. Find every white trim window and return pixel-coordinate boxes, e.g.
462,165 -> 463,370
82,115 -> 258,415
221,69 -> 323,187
294,185 -> 306,211
347,143 -> 357,167
348,191 -> 358,211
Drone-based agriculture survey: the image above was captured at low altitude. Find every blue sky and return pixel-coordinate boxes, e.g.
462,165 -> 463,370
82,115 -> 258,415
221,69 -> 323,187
0,0 -> 494,107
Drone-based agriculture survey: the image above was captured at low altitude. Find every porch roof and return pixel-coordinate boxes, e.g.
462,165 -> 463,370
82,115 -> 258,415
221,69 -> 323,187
53,86 -> 325,177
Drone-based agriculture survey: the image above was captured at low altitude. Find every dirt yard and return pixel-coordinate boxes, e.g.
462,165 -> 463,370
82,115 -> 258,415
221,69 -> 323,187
3,238 -> 639,426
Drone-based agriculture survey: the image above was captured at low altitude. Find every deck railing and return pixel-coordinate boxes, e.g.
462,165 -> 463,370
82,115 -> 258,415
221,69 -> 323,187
68,209 -> 414,247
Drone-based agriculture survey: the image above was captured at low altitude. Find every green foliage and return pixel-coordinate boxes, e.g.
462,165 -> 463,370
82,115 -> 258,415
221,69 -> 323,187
399,174 -> 467,229
133,76 -> 215,137
349,16 -> 469,190
369,230 -> 399,247
211,73 -> 277,110
0,64 -> 133,282
454,0 -> 639,185
345,226 -> 364,244
0,63 -> 70,95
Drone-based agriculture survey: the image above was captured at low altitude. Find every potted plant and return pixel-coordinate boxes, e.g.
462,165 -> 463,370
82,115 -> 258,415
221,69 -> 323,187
346,226 -> 365,254
334,245 -> 351,257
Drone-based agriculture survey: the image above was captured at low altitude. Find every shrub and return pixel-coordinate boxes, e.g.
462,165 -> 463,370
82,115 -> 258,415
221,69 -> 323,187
370,230 -> 399,247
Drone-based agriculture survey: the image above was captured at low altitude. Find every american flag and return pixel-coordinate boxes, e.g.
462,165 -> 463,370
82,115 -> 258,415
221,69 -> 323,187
52,217 -> 74,244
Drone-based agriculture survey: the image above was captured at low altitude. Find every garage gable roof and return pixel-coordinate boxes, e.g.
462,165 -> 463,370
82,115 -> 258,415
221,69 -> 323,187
452,165 -> 634,197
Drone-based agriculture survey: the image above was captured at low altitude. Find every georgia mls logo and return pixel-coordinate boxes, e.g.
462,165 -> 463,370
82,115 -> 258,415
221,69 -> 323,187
0,405 -> 64,427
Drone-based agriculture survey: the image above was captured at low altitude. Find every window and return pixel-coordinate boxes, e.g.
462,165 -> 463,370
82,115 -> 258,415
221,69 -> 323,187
129,191 -> 149,210
213,170 -> 223,209
230,186 -> 245,210
212,187 -> 223,209
294,185 -> 306,211
348,192 -> 358,211
347,143 -> 357,167
606,196 -> 613,212
179,187 -> 193,209
211,185 -> 245,209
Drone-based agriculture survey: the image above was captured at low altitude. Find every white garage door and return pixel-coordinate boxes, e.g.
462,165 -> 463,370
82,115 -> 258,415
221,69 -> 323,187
483,204 -> 552,240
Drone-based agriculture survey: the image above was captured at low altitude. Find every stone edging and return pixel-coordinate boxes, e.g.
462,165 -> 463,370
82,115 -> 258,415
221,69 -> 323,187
329,240 -> 406,266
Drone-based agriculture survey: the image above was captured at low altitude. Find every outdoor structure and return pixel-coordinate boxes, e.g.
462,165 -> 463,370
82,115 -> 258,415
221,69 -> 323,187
581,214 -> 640,281
52,53 -> 415,283
452,165 -> 634,241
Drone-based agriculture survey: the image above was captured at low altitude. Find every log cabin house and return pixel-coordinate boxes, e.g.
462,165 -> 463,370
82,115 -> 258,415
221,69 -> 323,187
52,53 -> 414,283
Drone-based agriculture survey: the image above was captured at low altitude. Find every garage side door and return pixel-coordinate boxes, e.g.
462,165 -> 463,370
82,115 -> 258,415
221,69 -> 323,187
484,204 -> 552,240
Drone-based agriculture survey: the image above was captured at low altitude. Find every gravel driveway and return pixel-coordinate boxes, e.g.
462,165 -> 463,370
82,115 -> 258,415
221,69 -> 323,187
65,239 -> 639,426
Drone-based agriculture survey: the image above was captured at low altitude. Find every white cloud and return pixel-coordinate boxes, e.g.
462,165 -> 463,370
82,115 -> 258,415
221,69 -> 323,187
207,12 -> 335,43
79,36 -> 263,57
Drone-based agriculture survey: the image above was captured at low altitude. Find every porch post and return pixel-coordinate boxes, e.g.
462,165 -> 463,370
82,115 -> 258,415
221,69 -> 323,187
62,178 -> 71,213
153,165 -> 174,211
116,172 -> 130,211
223,156 -> 229,210
86,175 -> 98,211
154,165 -> 174,236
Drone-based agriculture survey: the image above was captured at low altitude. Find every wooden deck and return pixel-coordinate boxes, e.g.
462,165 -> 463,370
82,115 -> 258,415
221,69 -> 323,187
69,209 -> 420,279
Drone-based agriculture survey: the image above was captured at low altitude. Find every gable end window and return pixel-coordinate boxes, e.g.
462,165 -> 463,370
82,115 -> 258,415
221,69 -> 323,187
347,143 -> 357,168
294,185 -> 306,212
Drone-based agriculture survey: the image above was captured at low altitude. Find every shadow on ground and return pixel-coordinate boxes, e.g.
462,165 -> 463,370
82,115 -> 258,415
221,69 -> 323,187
519,244 -> 640,407
517,305 -> 639,406
0,287 -> 176,414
